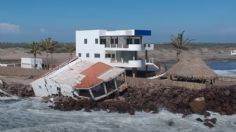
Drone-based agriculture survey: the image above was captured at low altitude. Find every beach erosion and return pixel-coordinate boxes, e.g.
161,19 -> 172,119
0,46 -> 236,131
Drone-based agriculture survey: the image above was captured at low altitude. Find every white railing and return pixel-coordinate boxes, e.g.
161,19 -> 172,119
105,44 -> 143,51
105,58 -> 143,68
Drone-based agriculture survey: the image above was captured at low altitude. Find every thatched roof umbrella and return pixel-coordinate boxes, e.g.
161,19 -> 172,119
165,51 -> 217,83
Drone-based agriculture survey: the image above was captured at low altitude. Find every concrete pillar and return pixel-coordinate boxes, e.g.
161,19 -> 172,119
132,68 -> 137,78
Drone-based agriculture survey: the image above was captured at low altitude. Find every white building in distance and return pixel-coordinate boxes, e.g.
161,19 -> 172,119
75,29 -> 158,77
21,58 -> 43,69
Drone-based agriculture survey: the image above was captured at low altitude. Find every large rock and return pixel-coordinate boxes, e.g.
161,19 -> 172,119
189,97 -> 206,113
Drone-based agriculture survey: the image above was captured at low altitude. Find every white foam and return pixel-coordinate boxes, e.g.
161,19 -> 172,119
214,69 -> 236,77
0,97 -> 236,132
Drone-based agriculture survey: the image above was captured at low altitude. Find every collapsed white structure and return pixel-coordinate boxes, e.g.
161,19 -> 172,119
31,58 -> 126,100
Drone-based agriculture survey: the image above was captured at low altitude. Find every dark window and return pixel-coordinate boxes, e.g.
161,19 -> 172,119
115,38 -> 118,44
105,54 -> 111,58
91,84 -> 105,97
134,39 -> 140,44
79,89 -> 91,98
126,38 -> 132,44
86,53 -> 89,58
111,38 -> 114,44
84,39 -> 87,44
94,53 -> 100,58
100,39 -> 106,44
95,38 -> 98,44
148,44 -> 151,47
105,80 -> 116,93
116,74 -> 125,88
78,53 -> 81,57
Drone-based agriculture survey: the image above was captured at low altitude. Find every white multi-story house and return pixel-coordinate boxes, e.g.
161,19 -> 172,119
75,29 -> 158,77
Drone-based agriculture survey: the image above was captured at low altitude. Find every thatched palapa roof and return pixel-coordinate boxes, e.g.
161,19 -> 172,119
165,51 -> 217,80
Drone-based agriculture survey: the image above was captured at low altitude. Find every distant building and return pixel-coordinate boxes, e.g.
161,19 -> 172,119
31,59 -> 126,100
75,29 -> 159,77
21,58 -> 43,69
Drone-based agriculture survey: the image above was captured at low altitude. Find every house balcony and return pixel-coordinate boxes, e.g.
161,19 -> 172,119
104,58 -> 143,68
104,44 -> 143,51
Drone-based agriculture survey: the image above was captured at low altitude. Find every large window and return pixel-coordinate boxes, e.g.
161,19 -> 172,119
100,39 -> 106,44
86,53 -> 89,58
91,84 -> 105,97
84,39 -> 87,44
134,39 -> 140,44
94,53 -> 100,58
78,53 -> 81,57
79,89 -> 91,98
105,80 -> 116,93
116,74 -> 125,88
126,38 -> 132,44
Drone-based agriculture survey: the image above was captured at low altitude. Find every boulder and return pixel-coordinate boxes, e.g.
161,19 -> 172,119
189,97 -> 206,113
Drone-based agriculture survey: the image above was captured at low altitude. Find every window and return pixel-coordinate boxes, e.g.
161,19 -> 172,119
91,84 -> 105,97
105,54 -> 111,58
126,38 -> 132,44
111,38 -> 114,44
78,53 -> 81,57
115,38 -> 118,44
84,39 -> 87,44
148,44 -> 151,47
134,39 -> 140,44
95,38 -> 98,44
86,53 -> 89,58
79,89 -> 91,98
100,39 -> 106,44
106,80 -> 116,93
94,53 -> 100,58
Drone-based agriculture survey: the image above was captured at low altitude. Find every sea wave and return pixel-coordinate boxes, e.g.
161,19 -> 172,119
214,69 -> 236,77
0,97 -> 236,132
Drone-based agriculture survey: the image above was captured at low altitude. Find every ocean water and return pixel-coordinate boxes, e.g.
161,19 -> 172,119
0,97 -> 235,132
208,60 -> 236,77
0,60 -> 235,132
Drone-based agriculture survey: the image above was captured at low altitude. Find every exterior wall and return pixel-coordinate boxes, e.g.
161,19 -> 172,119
31,77 -> 74,97
76,30 -> 106,62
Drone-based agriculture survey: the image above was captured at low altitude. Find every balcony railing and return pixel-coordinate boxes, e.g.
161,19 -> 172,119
104,58 -> 143,68
104,44 -> 143,51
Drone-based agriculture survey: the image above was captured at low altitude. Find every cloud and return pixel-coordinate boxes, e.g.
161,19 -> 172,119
0,23 -> 20,34
40,28 -> 46,34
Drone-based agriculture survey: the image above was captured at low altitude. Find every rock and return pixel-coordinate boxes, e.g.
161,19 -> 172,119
117,96 -> 125,101
224,90 -> 230,96
204,122 -> 214,128
189,97 -> 206,113
204,111 -> 211,118
205,118 -> 217,124
167,120 -> 175,126
196,118 -> 203,122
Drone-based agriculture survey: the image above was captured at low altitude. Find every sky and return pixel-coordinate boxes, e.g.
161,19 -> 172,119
0,0 -> 236,43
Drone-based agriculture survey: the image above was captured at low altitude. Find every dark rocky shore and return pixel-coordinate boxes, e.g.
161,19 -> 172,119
0,80 -> 34,97
51,85 -> 236,116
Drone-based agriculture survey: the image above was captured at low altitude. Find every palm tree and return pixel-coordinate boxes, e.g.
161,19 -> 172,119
30,42 -> 41,69
48,40 -> 57,68
171,31 -> 190,60
40,37 -> 52,69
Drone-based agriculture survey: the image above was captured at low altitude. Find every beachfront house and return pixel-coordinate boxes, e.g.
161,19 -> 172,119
75,29 -> 159,77
31,59 -> 126,100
